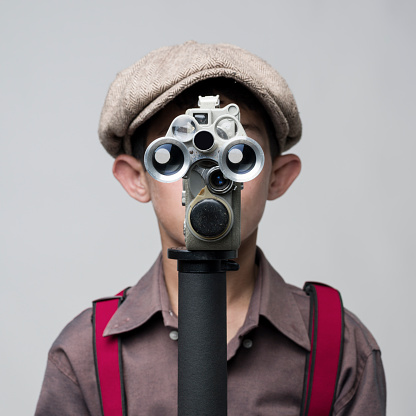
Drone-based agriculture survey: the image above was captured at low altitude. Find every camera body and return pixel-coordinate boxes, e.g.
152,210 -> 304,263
181,163 -> 243,251
144,95 -> 264,251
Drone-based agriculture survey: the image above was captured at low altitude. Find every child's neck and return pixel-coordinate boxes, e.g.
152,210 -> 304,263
161,230 -> 258,344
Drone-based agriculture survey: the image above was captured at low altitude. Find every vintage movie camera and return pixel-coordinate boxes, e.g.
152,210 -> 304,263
144,95 -> 264,251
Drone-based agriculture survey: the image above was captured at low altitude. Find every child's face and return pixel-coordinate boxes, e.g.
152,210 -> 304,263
142,96 -> 277,249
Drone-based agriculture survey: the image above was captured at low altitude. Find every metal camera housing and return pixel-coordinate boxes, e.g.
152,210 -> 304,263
144,95 -> 264,251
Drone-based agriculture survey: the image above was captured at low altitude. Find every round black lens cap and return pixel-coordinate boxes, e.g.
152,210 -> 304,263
189,199 -> 230,238
193,130 -> 214,151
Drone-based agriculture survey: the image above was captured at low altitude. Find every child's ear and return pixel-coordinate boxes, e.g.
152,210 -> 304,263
113,155 -> 151,203
268,154 -> 301,201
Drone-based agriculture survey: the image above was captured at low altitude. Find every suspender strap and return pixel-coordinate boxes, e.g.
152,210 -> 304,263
300,282 -> 344,416
93,290 -> 127,416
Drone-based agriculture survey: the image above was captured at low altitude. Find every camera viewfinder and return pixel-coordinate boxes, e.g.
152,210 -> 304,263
194,113 -> 209,125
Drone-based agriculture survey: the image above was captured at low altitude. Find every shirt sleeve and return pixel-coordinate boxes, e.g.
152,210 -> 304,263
35,355 -> 91,416
335,350 -> 386,416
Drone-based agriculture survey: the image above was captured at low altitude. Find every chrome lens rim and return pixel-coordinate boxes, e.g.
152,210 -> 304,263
218,136 -> 264,183
144,137 -> 191,183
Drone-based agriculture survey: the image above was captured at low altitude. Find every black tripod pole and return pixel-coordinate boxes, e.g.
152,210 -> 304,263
168,248 -> 239,416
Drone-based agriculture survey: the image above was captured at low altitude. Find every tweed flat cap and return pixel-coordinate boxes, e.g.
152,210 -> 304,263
98,41 -> 302,158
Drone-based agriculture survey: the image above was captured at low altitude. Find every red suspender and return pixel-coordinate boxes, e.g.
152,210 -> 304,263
301,282 -> 344,416
93,284 -> 344,416
93,291 -> 127,416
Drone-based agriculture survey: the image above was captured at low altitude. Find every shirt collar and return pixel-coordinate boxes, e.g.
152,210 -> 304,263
255,248 -> 310,351
104,248 -> 311,352
104,253 -> 177,337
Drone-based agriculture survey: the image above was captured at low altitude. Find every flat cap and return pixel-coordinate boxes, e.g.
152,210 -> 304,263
98,41 -> 302,158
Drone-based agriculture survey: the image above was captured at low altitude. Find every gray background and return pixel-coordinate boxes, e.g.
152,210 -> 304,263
1,1 -> 414,414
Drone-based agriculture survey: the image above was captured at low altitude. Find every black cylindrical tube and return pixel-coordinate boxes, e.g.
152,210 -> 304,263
168,249 -> 238,416
178,265 -> 227,416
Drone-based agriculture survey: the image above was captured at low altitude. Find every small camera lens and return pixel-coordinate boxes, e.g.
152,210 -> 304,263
210,172 -> 226,188
207,168 -> 233,194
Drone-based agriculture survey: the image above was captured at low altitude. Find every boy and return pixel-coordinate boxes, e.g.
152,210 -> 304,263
36,41 -> 386,415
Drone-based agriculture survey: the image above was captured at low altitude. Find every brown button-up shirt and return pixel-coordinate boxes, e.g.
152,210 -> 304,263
35,248 -> 386,415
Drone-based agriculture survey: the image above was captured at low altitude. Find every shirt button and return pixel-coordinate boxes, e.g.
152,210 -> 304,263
243,339 -> 253,349
169,330 -> 179,341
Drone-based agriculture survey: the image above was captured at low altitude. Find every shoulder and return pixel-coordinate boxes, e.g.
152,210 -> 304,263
343,307 -> 380,356
285,281 -> 384,413
47,308 -> 94,383
286,282 -> 380,354
47,254 -> 163,376
37,308 -> 104,415
51,307 -> 93,352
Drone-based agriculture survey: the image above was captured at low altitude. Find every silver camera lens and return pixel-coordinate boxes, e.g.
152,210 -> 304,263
226,144 -> 255,173
218,136 -> 264,183
144,137 -> 191,183
152,144 -> 184,174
